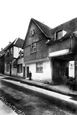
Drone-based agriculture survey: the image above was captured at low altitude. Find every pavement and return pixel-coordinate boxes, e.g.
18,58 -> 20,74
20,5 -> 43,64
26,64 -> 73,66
0,100 -> 17,115
1,74 -> 77,112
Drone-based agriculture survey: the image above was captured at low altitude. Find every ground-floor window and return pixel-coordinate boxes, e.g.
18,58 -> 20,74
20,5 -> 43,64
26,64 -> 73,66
6,63 -> 10,72
36,62 -> 43,73
17,64 -> 22,73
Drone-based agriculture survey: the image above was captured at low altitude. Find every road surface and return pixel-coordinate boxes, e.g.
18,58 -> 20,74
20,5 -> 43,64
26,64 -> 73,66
0,76 -> 76,115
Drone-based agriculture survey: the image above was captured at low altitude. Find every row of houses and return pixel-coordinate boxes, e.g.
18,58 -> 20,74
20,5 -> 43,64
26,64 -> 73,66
1,17 -> 77,85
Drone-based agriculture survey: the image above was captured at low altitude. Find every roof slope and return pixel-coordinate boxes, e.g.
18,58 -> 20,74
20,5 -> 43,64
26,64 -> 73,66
14,38 -> 24,48
32,18 -> 52,38
5,38 -> 24,51
51,17 -> 77,34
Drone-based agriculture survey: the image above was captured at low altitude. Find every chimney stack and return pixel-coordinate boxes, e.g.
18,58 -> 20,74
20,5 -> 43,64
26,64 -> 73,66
1,48 -> 3,51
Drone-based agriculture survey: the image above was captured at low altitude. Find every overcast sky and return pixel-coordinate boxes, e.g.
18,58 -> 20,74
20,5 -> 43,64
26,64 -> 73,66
0,0 -> 77,50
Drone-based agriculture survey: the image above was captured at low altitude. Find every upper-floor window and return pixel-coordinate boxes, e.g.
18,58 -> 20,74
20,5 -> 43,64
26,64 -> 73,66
10,48 -> 13,54
54,30 -> 67,41
31,42 -> 36,53
31,29 -> 35,36
7,50 -> 9,56
56,30 -> 63,40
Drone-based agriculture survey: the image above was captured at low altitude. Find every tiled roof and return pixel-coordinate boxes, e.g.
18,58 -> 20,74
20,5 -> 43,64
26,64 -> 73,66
14,38 -> 24,48
4,38 -> 24,51
32,18 -> 52,38
0,50 -> 5,57
51,17 -> 77,35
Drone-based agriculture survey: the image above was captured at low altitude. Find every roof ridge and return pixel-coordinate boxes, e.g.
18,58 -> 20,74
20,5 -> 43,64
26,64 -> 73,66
31,18 -> 52,38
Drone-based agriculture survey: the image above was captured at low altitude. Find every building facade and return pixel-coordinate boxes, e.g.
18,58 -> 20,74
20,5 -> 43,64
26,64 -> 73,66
47,18 -> 77,84
4,38 -> 24,76
23,18 -> 53,82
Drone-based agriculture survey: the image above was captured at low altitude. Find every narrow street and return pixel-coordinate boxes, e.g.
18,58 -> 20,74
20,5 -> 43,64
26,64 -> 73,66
0,76 -> 76,115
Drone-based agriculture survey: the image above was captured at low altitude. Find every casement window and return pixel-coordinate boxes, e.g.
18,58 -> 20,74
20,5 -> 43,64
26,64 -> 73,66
17,64 -> 22,73
6,63 -> 10,72
31,43 -> 36,53
36,62 -> 43,73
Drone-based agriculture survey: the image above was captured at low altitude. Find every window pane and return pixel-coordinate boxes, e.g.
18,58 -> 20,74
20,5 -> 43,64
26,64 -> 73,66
36,62 -> 43,73
31,43 -> 36,53
17,64 -> 22,73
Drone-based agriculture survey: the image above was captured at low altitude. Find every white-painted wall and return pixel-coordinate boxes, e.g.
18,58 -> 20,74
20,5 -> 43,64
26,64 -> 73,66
13,46 -> 23,58
25,60 -> 52,83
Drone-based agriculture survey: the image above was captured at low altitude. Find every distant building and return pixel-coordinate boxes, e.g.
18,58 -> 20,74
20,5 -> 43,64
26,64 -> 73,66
4,38 -> 24,76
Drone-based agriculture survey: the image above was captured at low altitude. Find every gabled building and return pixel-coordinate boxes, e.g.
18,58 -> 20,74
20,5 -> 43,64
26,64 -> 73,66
4,38 -> 24,76
0,49 -> 5,74
47,17 -> 77,84
23,18 -> 53,82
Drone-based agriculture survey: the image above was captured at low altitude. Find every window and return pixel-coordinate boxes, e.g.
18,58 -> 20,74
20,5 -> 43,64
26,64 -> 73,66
31,29 -> 35,36
31,43 -> 36,53
17,64 -> 22,73
56,30 -> 63,40
6,63 -> 10,72
7,50 -> 9,56
10,48 -> 13,54
36,62 -> 43,73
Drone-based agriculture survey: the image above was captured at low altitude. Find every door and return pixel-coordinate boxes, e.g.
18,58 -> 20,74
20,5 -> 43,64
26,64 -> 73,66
27,66 -> 29,78
10,64 -> 11,76
23,67 -> 25,78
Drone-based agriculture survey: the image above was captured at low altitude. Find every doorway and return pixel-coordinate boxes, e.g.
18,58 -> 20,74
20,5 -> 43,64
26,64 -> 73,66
27,66 -> 29,78
23,66 -> 25,79
10,63 -> 11,76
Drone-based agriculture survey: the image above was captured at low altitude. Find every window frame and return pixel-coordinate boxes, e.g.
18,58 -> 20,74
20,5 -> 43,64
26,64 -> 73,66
6,63 -> 10,72
31,42 -> 36,53
36,62 -> 43,73
10,48 -> 13,54
56,30 -> 63,40
17,64 -> 22,73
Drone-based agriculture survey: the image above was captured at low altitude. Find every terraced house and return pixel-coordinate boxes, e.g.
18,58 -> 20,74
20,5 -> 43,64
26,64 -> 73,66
4,38 -> 24,76
23,18 -> 77,85
47,18 -> 77,84
23,18 -> 53,82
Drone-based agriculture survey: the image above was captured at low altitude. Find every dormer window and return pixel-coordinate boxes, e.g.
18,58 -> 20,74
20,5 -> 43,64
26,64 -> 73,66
56,30 -> 63,40
54,30 -> 67,40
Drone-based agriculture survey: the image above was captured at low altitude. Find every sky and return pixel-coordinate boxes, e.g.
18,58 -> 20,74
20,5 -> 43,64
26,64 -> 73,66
0,0 -> 77,50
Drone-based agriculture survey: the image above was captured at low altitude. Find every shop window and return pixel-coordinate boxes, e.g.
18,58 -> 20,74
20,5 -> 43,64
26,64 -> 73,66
36,62 -> 43,73
31,43 -> 36,53
17,64 -> 22,73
